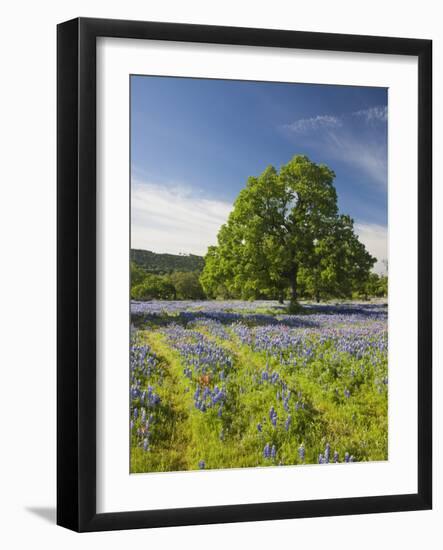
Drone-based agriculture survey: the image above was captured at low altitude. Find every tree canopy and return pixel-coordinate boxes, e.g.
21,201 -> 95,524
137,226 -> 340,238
131,273 -> 176,301
200,155 -> 375,305
170,271 -> 206,300
130,262 -> 206,301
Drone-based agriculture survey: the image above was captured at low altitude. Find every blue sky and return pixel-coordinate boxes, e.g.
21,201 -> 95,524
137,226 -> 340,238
131,76 -> 388,273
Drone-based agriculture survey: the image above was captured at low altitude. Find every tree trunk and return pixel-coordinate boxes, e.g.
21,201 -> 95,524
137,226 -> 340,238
289,265 -> 298,301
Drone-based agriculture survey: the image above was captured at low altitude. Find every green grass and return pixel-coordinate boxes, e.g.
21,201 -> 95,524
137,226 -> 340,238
130,320 -> 387,472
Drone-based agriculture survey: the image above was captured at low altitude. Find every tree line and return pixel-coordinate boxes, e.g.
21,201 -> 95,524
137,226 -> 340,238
131,261 -> 387,302
131,262 -> 206,300
131,249 -> 204,274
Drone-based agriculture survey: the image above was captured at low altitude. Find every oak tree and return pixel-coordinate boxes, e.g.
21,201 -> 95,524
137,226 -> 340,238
201,155 -> 375,306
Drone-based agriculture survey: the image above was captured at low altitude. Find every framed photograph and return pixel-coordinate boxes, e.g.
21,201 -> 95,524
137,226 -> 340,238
57,17 -> 432,532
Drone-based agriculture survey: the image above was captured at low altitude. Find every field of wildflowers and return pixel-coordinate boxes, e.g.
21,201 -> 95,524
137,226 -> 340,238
130,300 -> 388,473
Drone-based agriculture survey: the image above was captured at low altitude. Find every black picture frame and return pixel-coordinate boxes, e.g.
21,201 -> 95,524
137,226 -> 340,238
57,17 -> 432,532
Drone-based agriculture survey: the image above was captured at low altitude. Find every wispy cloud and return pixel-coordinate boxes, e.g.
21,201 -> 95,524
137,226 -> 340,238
353,105 -> 388,123
284,105 -> 387,135
131,180 -> 232,256
284,114 -> 342,133
324,130 -> 387,188
355,223 -> 388,274
282,105 -> 387,188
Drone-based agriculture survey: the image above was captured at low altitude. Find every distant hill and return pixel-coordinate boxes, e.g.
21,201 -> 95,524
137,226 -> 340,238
131,249 -> 205,274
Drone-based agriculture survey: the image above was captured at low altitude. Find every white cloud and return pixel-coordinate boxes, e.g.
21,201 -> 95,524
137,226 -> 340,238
325,130 -> 387,188
284,114 -> 342,133
355,223 -> 388,274
131,180 -> 232,256
282,107 -> 388,187
353,105 -> 388,123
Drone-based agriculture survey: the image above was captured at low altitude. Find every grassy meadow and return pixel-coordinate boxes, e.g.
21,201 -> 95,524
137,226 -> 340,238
130,300 -> 388,473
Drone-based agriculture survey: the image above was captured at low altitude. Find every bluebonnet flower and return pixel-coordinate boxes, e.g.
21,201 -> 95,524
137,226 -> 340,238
333,450 -> 339,463
344,388 -> 351,399
318,453 -> 324,464
285,415 -> 291,431
271,445 -> 276,459
344,452 -> 350,463
298,444 -> 305,461
198,460 -> 205,469
324,443 -> 330,464
257,423 -> 262,432
263,443 -> 271,459
269,407 -> 278,427
283,396 -> 290,412
143,438 -> 149,451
